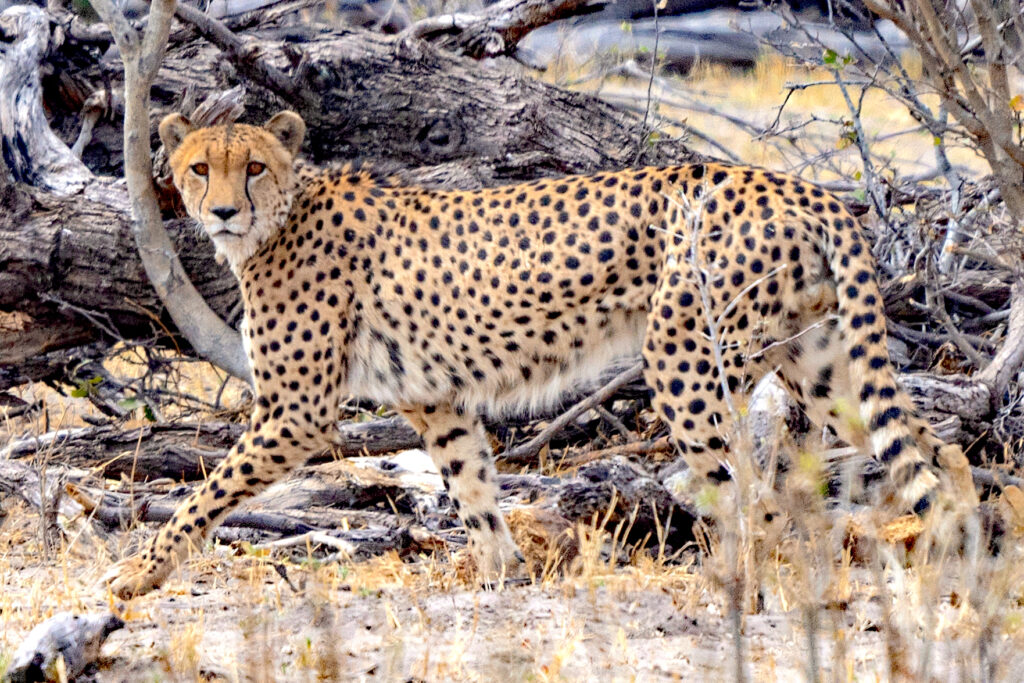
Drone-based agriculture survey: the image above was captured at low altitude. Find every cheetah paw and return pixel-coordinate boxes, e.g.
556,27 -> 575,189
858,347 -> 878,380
100,555 -> 170,600
475,546 -> 528,586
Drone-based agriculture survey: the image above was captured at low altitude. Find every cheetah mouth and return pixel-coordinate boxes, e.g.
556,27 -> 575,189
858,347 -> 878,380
205,223 -> 247,238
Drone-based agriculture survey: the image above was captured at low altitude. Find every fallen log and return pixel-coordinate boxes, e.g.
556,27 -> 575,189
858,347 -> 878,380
1,419 -> 413,481
557,456 -> 698,548
5,612 -> 123,683
1,355 -> 989,486
402,0 -> 608,58
1,354 -> 651,478
39,447 -> 701,556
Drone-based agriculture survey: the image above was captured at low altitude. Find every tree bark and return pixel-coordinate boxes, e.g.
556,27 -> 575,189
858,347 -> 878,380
161,12 -> 702,175
0,7 -> 92,195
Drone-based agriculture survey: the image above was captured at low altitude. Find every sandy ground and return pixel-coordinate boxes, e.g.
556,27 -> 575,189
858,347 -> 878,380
4,492 -> 1024,682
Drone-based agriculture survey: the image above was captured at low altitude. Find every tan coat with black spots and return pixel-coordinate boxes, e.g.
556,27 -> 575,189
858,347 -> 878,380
105,111 -> 950,598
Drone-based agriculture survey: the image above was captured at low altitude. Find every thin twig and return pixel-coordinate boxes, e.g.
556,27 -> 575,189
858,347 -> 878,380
635,0 -> 660,163
501,362 -> 644,465
594,405 -> 636,442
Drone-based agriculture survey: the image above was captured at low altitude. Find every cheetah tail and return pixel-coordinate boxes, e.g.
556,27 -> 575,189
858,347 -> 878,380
825,211 -> 940,514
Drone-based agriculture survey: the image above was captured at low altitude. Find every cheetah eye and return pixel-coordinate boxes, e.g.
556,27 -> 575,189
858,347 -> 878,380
247,161 -> 267,177
191,162 -> 209,177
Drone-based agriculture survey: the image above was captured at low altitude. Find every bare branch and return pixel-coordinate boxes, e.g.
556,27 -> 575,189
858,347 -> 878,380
403,0 -> 607,58
173,3 -> 307,105
501,361 -> 644,465
90,0 -> 251,382
976,280 -> 1024,405
864,0 -> 1024,217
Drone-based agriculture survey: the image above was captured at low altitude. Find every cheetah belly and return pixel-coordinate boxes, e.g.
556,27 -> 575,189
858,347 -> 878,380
470,308 -> 648,416
345,307 -> 647,417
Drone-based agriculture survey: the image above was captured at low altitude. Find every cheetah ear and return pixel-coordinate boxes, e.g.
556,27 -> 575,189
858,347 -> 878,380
158,113 -> 194,155
264,111 -> 306,157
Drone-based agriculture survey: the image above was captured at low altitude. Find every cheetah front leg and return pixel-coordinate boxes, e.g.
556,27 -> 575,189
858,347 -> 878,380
399,405 -> 525,581
105,418 -> 329,598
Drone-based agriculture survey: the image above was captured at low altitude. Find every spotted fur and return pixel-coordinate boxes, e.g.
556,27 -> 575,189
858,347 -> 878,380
105,111 -> 948,597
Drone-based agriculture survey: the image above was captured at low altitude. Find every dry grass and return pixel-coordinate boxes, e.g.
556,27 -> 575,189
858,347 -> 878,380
4,58 -> 1024,681
4,466 -> 1024,679
544,51 -> 989,185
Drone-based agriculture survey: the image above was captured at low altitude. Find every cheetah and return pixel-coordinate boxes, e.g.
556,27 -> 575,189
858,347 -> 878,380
106,110 -> 950,597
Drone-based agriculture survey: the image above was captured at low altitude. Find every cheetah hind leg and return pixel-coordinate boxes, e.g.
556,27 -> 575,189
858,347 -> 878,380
770,318 -> 954,517
399,405 -> 526,584
641,276 -> 786,548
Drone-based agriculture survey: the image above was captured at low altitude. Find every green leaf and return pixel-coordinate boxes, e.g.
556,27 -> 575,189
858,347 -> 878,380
118,397 -> 141,410
143,405 -> 157,422
823,48 -> 838,65
71,386 -> 88,398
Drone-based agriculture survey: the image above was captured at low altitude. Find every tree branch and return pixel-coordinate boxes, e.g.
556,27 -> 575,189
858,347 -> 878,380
172,3 -> 309,106
976,279 -> 1024,407
502,361 -> 644,465
403,0 -> 608,58
90,0 -> 251,382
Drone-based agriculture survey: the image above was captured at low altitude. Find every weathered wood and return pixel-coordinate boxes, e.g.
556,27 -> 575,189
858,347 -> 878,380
70,450 -> 700,554
0,6 -> 92,195
403,0 -> 608,58
255,527 -> 442,562
0,419 -> 416,480
0,311 -> 98,368
162,19 -> 703,174
0,458 -> 86,521
5,612 -> 123,683
557,456 -> 698,549
0,361 -> 648,478
0,183 -> 238,387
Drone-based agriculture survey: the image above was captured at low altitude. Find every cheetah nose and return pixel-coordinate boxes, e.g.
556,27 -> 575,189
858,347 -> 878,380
211,206 -> 239,221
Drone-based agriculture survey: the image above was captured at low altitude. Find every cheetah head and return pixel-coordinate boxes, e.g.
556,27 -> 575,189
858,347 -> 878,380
159,110 -> 306,272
